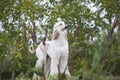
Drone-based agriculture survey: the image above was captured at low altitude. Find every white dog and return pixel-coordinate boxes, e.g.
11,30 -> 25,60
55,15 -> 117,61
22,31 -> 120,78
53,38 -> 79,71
30,18 -> 70,77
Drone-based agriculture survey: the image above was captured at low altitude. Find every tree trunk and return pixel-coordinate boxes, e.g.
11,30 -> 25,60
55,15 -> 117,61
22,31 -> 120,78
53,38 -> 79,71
41,61 -> 46,80
74,21 -> 81,41
11,70 -> 15,80
23,22 -> 27,43
0,74 -> 2,80
107,15 -> 119,39
32,22 -> 37,42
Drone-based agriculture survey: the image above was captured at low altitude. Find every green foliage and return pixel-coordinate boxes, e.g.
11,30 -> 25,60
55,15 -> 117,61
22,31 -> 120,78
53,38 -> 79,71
99,32 -> 120,76
0,0 -> 120,80
83,71 -> 120,80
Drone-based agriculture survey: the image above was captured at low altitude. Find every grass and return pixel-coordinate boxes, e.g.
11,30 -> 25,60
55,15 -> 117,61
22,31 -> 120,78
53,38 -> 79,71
15,73 -> 120,80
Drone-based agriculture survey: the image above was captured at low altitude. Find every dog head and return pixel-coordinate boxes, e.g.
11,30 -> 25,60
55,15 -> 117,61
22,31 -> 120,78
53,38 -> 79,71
53,18 -> 68,40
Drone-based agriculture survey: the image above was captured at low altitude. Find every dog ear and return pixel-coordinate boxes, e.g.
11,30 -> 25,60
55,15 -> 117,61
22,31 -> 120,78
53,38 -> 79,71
53,30 -> 60,40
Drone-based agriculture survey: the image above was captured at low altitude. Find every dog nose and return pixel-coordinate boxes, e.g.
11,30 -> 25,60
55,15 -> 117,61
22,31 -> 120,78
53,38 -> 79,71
64,26 -> 67,29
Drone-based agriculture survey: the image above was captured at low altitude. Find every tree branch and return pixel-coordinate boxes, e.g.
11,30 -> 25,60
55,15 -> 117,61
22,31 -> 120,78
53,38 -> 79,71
23,22 -> 27,43
32,22 -> 37,42
107,15 -> 119,38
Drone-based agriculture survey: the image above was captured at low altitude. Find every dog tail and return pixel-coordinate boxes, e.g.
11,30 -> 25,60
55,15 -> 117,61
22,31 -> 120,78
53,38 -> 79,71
28,39 -> 35,54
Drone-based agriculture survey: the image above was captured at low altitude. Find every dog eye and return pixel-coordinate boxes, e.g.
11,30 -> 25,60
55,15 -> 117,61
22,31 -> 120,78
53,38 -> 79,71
60,23 -> 62,25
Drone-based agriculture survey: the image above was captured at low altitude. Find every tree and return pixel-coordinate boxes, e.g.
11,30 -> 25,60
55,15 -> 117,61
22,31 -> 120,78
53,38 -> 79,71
0,0 -> 120,79
0,0 -> 44,79
45,0 -> 120,78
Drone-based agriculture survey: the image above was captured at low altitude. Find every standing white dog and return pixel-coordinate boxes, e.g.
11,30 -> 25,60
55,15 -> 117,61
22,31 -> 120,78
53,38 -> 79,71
30,18 -> 70,77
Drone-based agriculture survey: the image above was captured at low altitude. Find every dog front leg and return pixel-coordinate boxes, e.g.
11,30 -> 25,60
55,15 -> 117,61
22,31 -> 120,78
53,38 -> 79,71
50,56 -> 59,76
60,55 -> 70,76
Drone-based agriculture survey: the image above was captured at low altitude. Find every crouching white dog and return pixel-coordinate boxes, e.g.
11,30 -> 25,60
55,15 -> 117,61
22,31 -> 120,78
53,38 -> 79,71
29,18 -> 70,77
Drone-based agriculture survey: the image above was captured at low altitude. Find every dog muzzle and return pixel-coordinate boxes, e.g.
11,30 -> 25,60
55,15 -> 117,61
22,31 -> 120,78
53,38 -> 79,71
64,26 -> 67,29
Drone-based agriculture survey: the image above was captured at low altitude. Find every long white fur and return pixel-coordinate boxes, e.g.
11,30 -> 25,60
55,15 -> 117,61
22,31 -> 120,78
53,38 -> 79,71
31,18 -> 70,77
